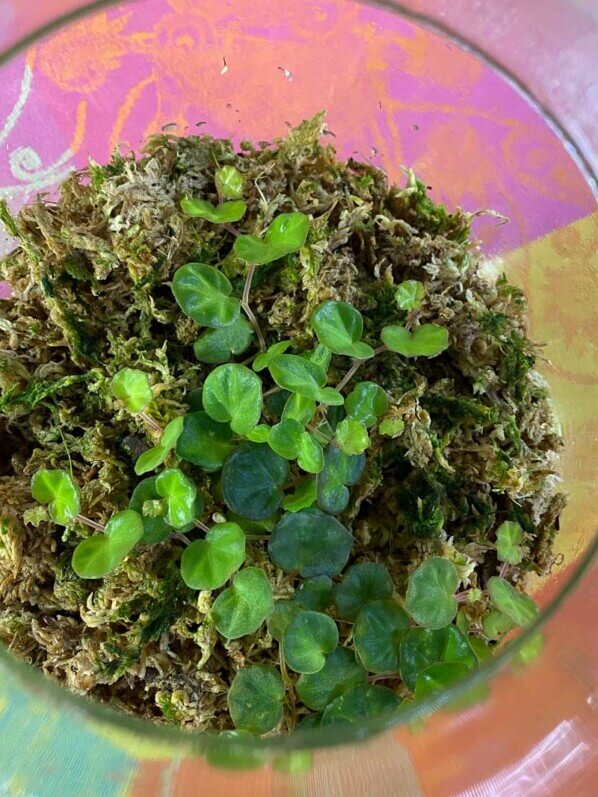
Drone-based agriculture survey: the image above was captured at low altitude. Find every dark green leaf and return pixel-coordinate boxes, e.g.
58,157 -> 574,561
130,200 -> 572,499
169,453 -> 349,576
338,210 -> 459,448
334,562 -> 393,621
268,354 -> 342,405
293,576 -> 333,612
172,262 -> 240,328
320,684 -> 401,727
228,665 -> 284,734
202,364 -> 262,435
180,523 -> 245,590
354,599 -> 410,673
414,661 -> 470,699
176,411 -> 234,471
212,567 -> 274,639
253,340 -> 292,372
193,315 -> 254,364
316,445 -> 365,515
399,626 -> 477,690
267,599 -> 301,642
283,610 -> 339,674
221,443 -> 289,520
296,647 -> 366,711
268,508 -> 353,577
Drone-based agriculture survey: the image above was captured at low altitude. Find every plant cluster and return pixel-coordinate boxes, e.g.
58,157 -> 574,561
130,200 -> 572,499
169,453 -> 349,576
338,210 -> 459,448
0,115 -> 561,734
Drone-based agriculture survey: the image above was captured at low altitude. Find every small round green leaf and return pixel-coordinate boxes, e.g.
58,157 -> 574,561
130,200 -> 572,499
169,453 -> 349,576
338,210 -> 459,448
180,198 -> 247,223
414,661 -> 470,699
281,478 -> 317,513
293,576 -> 333,612
495,521 -> 524,565
193,315 -> 254,364
381,323 -> 449,358
334,563 -> 393,621
268,355 -> 325,399
134,445 -> 168,476
268,419 -> 303,460
311,301 -> 374,359
399,626 -> 477,691
221,443 -> 288,520
72,509 -> 144,579
267,599 -> 301,642
176,411 -> 234,471
215,165 -> 244,200
282,393 -> 316,425
316,445 -> 366,515
297,432 -> 325,474
212,567 -> 274,639
334,417 -> 370,455
296,646 -> 366,711
345,382 -> 389,427
283,610 -> 339,674
246,424 -> 271,443
31,469 -> 80,525
180,522 -> 245,590
253,340 -> 292,372
268,509 -> 353,577
129,477 -> 171,544
111,368 -> 153,414
487,577 -> 539,628
234,212 -> 310,265
321,684 -> 401,727
202,364 -> 263,435
161,416 -> 184,450
354,599 -> 410,673
405,557 -> 459,629
228,665 -> 284,734
378,418 -> 405,438
172,262 -> 240,328
482,608 -> 515,640
304,344 -> 332,372
155,468 -> 199,529
395,280 -> 425,312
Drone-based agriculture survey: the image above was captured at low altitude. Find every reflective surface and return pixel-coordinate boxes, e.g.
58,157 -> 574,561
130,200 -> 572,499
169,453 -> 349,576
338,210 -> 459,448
0,0 -> 596,794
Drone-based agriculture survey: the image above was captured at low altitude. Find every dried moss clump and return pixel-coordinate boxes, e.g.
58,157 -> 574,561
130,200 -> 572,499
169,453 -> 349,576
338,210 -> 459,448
0,115 -> 564,732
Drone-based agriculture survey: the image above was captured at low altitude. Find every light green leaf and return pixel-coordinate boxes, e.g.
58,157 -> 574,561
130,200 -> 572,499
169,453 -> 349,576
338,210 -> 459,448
246,424 -> 271,443
268,508 -> 353,578
213,567 -> 274,639
296,647 -> 366,711
72,509 -> 144,579
111,368 -> 153,414
297,432 -> 325,474
381,323 -> 449,358
482,608 -> 515,640
405,557 -> 459,629
334,417 -> 370,455
180,522 -> 245,590
414,661 -> 469,699
316,445 -> 365,514
281,479 -> 317,513
378,418 -> 405,438
228,665 -> 284,734
193,315 -> 254,364
253,340 -> 292,372
134,416 -> 184,476
215,165 -> 244,200
345,382 -> 389,427
495,521 -> 524,565
282,393 -> 317,425
31,469 -> 80,525
180,197 -> 247,223
155,468 -> 199,529
399,626 -> 477,690
303,344 -> 332,372
234,212 -> 310,265
221,443 -> 289,520
320,684 -> 401,727
311,301 -> 374,359
283,610 -> 339,674
488,577 -> 539,628
172,262 -> 240,328
202,364 -> 262,435
395,280 -> 425,312
267,419 -> 303,460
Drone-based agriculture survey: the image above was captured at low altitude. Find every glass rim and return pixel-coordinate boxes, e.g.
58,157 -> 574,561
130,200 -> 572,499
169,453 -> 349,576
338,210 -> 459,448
0,0 -> 596,755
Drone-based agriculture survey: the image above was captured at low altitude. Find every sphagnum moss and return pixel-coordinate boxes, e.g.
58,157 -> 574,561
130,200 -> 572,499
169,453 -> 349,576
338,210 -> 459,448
0,114 -> 564,733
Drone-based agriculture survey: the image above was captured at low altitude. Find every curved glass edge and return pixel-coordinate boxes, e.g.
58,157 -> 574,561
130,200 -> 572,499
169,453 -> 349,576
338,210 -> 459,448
0,0 -> 596,754
1,534 -> 595,754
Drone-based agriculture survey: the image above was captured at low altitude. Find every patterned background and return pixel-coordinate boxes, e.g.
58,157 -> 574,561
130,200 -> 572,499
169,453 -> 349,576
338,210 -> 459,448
0,1 -> 596,794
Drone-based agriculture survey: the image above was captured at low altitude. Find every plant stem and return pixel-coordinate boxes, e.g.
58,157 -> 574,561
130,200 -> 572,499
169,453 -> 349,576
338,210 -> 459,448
373,344 -> 388,357
263,385 -> 282,398
173,532 -> 191,545
74,513 -> 105,532
336,358 -> 365,392
223,223 -> 240,237
499,562 -> 509,578
193,519 -> 211,533
306,423 -> 333,446
137,411 -> 162,434
241,265 -> 266,351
